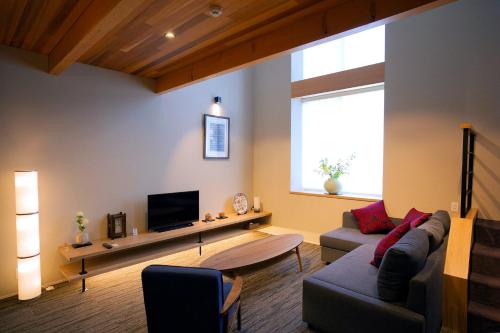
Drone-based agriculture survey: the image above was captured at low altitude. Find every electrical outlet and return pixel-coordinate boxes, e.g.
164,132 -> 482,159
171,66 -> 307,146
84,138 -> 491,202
451,202 -> 459,212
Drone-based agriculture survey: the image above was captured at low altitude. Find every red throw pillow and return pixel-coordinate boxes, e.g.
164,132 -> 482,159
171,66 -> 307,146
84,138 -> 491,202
371,221 -> 411,267
351,200 -> 395,234
404,208 -> 432,228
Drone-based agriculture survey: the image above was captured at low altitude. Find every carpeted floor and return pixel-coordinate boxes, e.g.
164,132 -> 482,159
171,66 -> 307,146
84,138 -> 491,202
0,231 -> 324,333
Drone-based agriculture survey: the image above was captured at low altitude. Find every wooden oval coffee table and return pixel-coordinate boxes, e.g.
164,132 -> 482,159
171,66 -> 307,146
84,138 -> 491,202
200,234 -> 304,273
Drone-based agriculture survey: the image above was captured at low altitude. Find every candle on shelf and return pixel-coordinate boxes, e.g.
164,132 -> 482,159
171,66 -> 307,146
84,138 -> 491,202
253,197 -> 261,213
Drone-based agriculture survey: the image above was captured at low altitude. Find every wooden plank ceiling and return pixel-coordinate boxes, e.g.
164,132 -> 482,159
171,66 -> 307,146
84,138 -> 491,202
0,0 -> 453,93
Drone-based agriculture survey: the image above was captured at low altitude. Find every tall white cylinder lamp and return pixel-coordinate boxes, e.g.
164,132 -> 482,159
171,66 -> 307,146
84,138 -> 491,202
15,171 -> 41,300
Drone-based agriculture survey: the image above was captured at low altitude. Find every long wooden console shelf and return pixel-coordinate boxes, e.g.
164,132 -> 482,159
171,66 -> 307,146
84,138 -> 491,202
58,211 -> 271,291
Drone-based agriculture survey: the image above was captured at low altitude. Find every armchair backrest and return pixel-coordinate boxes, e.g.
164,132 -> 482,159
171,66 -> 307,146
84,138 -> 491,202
142,265 -> 225,333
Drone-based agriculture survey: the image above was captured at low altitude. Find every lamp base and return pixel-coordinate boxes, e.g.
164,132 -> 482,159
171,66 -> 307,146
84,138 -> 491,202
71,242 -> 92,248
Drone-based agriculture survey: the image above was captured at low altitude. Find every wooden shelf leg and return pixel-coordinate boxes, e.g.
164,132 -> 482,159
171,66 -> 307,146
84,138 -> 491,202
79,258 -> 88,292
237,303 -> 242,330
296,246 -> 303,272
198,232 -> 203,256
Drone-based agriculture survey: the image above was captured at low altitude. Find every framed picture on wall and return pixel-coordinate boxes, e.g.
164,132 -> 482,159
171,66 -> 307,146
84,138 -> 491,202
204,114 -> 230,159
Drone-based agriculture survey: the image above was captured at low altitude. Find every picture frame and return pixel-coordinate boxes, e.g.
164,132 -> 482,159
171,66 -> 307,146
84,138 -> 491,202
107,212 -> 127,239
204,114 -> 230,159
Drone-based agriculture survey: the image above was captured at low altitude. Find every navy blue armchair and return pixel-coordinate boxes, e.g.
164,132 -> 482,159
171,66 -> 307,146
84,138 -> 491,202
141,265 -> 242,333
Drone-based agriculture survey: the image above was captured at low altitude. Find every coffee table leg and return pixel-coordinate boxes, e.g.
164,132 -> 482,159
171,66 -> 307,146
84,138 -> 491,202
295,246 -> 303,272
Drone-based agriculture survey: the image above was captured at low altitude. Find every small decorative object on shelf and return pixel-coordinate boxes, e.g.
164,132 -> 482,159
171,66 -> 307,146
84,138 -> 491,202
132,227 -> 138,236
107,212 -> 127,239
253,197 -> 261,213
75,211 -> 90,244
233,193 -> 248,215
245,222 -> 260,230
203,212 -> 215,222
72,242 -> 92,249
216,211 -> 227,219
316,154 -> 356,195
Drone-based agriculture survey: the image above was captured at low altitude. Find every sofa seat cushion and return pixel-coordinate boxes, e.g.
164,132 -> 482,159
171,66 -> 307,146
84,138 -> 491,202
311,244 -> 380,298
321,228 -> 385,252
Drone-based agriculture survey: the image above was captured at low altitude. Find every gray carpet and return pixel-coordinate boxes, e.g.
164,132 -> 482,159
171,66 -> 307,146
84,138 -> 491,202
0,232 -> 323,333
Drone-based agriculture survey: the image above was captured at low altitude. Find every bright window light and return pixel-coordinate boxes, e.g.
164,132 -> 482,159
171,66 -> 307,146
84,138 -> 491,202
298,86 -> 384,196
301,25 -> 385,80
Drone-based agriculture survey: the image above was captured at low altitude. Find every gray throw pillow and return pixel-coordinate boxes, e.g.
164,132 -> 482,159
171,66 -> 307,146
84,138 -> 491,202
418,219 -> 445,252
377,229 -> 429,301
431,210 -> 451,234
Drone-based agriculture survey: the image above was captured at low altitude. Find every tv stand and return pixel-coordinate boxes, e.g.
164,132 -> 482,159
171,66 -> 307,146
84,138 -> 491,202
58,211 -> 271,292
154,223 -> 193,233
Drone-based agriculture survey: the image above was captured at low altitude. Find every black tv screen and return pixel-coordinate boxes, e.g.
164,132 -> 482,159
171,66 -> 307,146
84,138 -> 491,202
147,191 -> 199,232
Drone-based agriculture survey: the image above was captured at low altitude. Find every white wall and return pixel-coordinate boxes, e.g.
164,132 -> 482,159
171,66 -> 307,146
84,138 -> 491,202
384,0 -> 500,219
0,45 -> 254,297
252,0 -> 500,240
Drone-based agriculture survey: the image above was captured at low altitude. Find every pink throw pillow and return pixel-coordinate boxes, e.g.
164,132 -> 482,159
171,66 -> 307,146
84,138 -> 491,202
371,221 -> 411,267
404,208 -> 432,228
351,200 -> 395,234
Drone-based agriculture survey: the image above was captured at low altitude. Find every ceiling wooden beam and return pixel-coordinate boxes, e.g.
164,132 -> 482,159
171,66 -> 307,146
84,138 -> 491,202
156,0 -> 454,94
48,0 -> 148,75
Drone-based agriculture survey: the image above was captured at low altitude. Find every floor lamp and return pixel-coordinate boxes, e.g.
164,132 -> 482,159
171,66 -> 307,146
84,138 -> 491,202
15,171 -> 41,300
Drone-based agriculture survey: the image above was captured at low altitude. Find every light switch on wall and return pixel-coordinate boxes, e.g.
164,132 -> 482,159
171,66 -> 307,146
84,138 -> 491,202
451,202 -> 459,213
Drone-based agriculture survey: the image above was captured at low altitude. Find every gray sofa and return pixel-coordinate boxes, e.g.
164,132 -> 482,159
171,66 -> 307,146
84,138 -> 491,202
303,211 -> 450,333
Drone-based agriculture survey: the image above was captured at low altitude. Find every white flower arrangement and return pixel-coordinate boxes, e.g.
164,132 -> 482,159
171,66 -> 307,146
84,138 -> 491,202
316,153 -> 356,180
76,212 -> 89,232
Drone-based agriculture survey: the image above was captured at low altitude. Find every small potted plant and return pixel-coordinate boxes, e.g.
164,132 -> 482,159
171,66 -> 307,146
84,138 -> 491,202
75,211 -> 89,244
316,154 -> 356,195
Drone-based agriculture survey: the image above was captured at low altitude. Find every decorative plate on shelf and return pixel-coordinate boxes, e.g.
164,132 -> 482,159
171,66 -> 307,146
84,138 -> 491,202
233,193 -> 248,215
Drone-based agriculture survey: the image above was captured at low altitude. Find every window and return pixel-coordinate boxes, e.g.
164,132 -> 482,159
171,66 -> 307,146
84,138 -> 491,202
299,25 -> 385,80
291,26 -> 385,198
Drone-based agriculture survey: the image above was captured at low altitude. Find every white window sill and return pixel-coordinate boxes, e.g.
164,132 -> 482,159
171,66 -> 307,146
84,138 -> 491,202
290,190 -> 381,202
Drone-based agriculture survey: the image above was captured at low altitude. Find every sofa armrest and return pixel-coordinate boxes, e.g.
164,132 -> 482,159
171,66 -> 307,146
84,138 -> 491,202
303,277 -> 425,333
342,212 -> 359,229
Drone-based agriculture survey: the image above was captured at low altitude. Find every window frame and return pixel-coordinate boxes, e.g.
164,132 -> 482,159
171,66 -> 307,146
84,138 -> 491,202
291,84 -> 385,200
290,36 -> 385,201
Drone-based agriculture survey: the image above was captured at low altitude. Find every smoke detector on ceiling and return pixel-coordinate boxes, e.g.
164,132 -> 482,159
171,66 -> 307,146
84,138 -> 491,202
209,5 -> 223,18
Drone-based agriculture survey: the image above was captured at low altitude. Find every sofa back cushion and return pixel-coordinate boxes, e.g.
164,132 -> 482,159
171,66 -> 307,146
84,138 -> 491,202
418,219 -> 445,252
430,210 -> 451,234
377,229 -> 429,301
351,200 -> 396,234
406,237 -> 447,333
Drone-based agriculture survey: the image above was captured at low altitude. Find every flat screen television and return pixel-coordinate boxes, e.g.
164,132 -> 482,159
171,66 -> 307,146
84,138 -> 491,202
147,191 -> 199,232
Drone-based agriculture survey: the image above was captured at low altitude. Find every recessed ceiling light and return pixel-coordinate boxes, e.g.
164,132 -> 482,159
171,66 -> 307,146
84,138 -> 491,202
209,5 -> 223,18
165,31 -> 175,39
